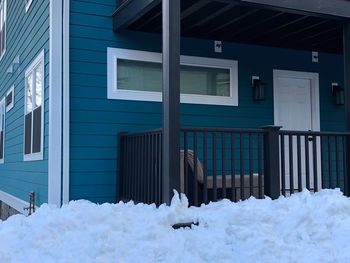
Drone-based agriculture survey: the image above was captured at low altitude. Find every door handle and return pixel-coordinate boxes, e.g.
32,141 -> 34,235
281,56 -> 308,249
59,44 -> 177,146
308,130 -> 313,142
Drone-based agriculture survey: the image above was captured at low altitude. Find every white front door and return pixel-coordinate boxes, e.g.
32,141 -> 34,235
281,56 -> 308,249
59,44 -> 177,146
274,70 -> 321,194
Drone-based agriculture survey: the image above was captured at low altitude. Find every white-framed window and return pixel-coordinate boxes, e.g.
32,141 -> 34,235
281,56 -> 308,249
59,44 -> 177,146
107,48 -> 238,106
5,85 -> 14,112
0,98 -> 5,164
0,0 -> 6,60
24,50 -> 44,161
25,0 -> 33,13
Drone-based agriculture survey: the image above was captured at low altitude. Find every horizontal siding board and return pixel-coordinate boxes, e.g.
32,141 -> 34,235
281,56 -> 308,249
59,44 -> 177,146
70,173 -> 116,186
69,184 -> 116,199
71,14 -> 113,29
70,1 -> 113,16
70,134 -> 118,148
71,147 -> 117,160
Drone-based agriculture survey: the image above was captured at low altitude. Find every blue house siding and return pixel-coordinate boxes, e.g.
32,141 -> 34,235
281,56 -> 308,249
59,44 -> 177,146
69,0 -> 345,203
0,0 -> 49,206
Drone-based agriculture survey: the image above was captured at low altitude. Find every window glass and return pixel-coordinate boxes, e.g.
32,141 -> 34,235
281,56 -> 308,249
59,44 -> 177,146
26,74 -> 33,112
117,59 -> 162,92
117,59 -> 231,97
180,65 -> 230,96
35,64 -> 43,107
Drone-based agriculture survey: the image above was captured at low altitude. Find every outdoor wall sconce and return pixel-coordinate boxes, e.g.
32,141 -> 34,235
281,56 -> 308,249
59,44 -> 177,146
252,76 -> 266,101
332,82 -> 344,105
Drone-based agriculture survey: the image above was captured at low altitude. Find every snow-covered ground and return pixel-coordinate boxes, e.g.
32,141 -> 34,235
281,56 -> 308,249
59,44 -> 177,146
1,189 -> 350,263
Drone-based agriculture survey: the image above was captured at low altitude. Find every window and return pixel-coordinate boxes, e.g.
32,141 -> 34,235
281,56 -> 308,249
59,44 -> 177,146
5,85 -> 14,112
24,50 -> 44,161
0,0 -> 6,59
107,48 -> 238,106
25,0 -> 33,12
0,98 -> 4,163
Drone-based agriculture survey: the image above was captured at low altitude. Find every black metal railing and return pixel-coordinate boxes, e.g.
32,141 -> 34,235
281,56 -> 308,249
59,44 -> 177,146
118,127 -> 350,206
181,127 -> 266,206
119,129 -> 163,205
279,130 -> 350,196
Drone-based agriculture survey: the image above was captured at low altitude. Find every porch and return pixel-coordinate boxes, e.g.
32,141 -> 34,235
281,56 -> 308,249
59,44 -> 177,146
113,0 -> 350,205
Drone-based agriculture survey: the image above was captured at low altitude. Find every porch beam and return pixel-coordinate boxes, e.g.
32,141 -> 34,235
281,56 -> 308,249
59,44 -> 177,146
113,0 -> 160,31
344,20 -> 350,196
162,0 -> 181,204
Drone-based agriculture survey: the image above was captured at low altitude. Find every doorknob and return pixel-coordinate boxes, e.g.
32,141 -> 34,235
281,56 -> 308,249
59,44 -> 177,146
308,130 -> 313,142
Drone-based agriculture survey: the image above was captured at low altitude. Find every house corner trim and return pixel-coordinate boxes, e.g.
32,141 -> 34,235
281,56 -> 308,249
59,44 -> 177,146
48,0 -> 63,206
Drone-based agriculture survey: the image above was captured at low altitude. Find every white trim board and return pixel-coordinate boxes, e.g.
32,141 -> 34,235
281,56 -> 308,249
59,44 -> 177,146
0,0 -> 7,62
0,191 -> 34,216
273,69 -> 320,131
48,0 -> 63,207
107,48 -> 239,106
62,0 -> 70,204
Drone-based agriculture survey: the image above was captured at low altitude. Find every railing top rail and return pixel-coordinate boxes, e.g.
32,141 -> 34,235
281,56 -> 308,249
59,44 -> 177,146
181,126 -> 266,133
119,129 -> 163,137
120,128 -> 350,137
279,130 -> 350,136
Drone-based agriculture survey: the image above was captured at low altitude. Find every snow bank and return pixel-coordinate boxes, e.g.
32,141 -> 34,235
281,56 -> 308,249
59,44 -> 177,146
1,190 -> 350,263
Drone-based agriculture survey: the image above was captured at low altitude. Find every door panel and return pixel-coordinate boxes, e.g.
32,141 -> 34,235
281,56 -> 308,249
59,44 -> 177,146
275,74 -> 321,194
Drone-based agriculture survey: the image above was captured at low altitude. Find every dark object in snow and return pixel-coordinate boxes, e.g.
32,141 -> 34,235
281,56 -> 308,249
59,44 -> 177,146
172,222 -> 199,230
23,192 -> 35,215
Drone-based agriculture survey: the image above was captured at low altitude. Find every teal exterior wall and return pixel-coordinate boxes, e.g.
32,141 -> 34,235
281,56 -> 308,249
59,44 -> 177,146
70,0 -> 345,203
0,0 -> 49,206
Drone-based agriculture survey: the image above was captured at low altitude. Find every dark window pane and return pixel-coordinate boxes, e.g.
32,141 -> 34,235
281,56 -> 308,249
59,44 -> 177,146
6,91 -> 12,107
32,106 -> 41,153
25,113 -> 32,155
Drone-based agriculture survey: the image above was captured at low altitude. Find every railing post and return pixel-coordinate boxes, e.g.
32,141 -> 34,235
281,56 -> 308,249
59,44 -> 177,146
117,132 -> 128,202
162,0 -> 181,205
344,136 -> 350,196
263,126 -> 281,199
343,21 -> 350,197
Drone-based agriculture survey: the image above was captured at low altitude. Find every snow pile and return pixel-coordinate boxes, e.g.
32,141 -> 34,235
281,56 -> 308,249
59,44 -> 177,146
1,190 -> 350,262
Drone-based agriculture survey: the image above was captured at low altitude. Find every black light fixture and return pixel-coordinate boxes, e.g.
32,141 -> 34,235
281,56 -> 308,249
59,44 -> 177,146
252,76 -> 266,101
332,82 -> 344,105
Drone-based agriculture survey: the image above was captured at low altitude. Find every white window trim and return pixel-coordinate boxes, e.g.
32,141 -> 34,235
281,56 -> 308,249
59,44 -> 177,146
25,0 -> 33,13
0,97 -> 5,164
107,48 -> 238,106
23,50 -> 45,162
5,85 -> 14,112
0,0 -> 7,61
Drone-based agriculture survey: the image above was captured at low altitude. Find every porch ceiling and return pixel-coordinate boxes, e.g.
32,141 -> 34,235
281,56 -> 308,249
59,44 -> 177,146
114,0 -> 349,54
